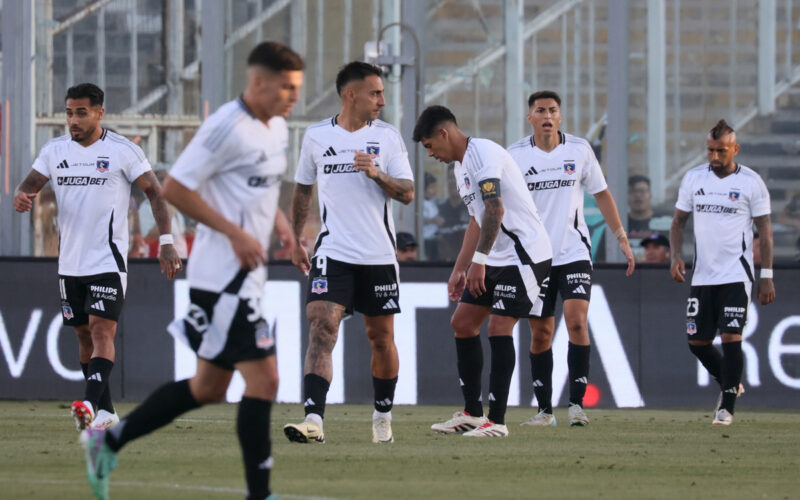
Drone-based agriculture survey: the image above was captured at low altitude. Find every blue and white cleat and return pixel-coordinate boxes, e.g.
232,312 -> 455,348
80,428 -> 118,500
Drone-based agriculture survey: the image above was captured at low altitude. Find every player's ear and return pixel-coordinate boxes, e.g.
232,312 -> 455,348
438,127 -> 448,141
526,111 -> 535,126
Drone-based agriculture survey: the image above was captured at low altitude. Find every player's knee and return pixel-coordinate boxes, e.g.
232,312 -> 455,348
367,332 -> 394,353
451,313 -> 479,337
308,318 -> 338,352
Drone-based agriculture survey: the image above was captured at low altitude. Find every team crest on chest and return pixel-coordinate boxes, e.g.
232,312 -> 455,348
96,158 -> 110,173
366,144 -> 380,158
563,161 -> 576,174
728,190 -> 741,201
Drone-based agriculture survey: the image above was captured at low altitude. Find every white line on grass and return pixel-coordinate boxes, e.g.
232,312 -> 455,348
0,477 -> 340,500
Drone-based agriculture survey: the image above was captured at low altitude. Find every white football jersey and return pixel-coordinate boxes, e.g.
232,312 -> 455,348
508,132 -> 607,266
454,138 -> 552,267
32,129 -> 152,278
676,163 -> 771,286
170,98 -> 288,299
294,116 -> 414,265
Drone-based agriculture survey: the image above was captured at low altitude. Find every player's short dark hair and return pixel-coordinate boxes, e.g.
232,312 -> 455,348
628,174 -> 651,188
335,61 -> 383,96
709,119 -> 735,140
65,83 -> 104,106
528,90 -> 561,108
247,41 -> 305,72
413,105 -> 457,142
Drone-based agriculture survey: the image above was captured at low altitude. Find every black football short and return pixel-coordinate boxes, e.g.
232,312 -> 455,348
173,288 -> 276,371
58,273 -> 127,326
459,260 -> 551,318
685,282 -> 751,340
539,260 -> 593,318
305,255 -> 401,316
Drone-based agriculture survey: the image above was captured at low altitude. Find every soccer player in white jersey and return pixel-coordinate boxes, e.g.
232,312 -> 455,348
670,119 -> 775,426
414,105 -> 553,438
284,61 -> 414,445
507,90 -> 635,427
77,42 -> 304,500
13,83 -> 181,433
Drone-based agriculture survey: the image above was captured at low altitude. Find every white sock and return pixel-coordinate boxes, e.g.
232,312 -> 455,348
373,409 -> 391,421
306,412 -> 323,428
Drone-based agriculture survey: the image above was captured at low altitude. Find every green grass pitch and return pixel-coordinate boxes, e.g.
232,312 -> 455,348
1,401 -> 798,499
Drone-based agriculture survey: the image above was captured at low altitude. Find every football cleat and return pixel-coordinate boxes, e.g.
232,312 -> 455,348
568,403 -> 590,427
91,410 -> 120,430
372,415 -> 394,444
72,400 -> 95,432
81,428 -> 117,500
520,410 -> 557,427
431,411 -> 487,435
463,421 -> 509,438
712,408 -> 733,426
714,383 -> 745,413
283,417 -> 325,444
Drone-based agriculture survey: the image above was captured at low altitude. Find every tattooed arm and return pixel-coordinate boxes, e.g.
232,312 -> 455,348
353,151 -> 414,204
753,214 -> 775,305
13,170 -> 50,213
290,183 -> 314,275
669,209 -> 690,283
466,178 -> 504,297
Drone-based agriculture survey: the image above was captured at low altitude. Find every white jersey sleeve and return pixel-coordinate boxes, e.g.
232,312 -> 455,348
31,141 -> 56,179
120,142 -> 152,183
170,112 -> 247,189
580,145 -> 607,195
750,174 -> 771,217
384,132 -> 414,181
294,131 -> 320,185
675,170 -> 694,212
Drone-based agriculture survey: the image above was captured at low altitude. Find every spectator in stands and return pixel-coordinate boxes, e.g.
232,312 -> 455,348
627,174 -> 672,261
396,232 -> 419,262
641,233 -> 670,263
423,172 -> 444,259
436,163 -> 471,261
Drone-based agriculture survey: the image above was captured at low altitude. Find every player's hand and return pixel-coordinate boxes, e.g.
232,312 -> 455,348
13,192 -> 37,213
757,278 -> 775,305
466,263 -> 487,298
291,244 -> 311,276
670,256 -> 686,283
229,227 -> 266,271
620,238 -> 635,276
448,269 -> 467,302
158,244 -> 182,280
353,151 -> 379,179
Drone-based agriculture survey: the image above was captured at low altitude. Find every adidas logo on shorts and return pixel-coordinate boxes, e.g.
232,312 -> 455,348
727,319 -> 740,328
90,300 -> 106,312
493,300 -> 506,310
382,298 -> 399,310
573,285 -> 587,294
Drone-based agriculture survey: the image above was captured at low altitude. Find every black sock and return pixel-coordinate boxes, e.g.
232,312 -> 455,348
530,349 -> 553,413
720,341 -> 743,414
82,361 -> 114,412
81,362 -> 89,378
487,336 -> 515,425
238,397 -> 273,500
689,343 -> 723,388
84,357 -> 113,412
303,374 -> 330,418
105,379 -> 201,452
373,376 -> 398,413
455,336 -> 483,417
568,343 -> 590,407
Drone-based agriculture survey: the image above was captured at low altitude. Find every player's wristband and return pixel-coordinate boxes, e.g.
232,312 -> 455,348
760,268 -> 773,279
614,226 -> 627,241
159,234 -> 174,246
472,251 -> 488,265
